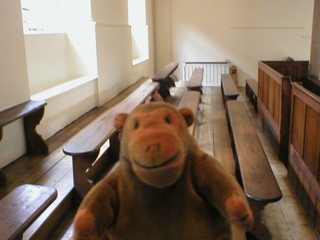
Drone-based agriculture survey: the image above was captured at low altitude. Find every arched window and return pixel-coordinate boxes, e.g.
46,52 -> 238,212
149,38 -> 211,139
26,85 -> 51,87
128,0 -> 149,65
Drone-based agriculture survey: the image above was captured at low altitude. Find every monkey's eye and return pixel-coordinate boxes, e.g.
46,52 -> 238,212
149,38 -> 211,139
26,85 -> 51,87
134,121 -> 139,129
165,116 -> 171,124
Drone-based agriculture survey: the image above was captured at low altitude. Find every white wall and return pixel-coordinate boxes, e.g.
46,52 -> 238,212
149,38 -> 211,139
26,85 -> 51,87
24,9 -> 98,140
154,0 -> 172,72
0,2 -> 30,110
0,1 -> 31,167
310,0 -> 320,78
155,0 -> 314,86
92,0 -> 155,105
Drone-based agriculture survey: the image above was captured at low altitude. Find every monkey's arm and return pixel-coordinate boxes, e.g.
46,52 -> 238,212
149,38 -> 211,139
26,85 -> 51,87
193,153 -> 253,230
70,171 -> 119,240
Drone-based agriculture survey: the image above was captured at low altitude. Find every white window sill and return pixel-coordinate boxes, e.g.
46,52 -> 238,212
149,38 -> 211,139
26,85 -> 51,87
31,75 -> 98,101
132,57 -> 149,66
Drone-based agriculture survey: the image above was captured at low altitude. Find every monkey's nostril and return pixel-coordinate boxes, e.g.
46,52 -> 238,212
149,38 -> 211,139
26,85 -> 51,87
146,144 -> 161,153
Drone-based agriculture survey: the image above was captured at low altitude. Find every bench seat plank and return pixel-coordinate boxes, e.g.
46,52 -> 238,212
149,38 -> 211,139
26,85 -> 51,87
0,100 -> 46,128
186,68 -> 204,94
221,74 -> 239,105
178,91 -> 201,136
151,62 -> 179,99
64,82 -> 160,157
151,62 -> 179,81
0,100 -> 48,185
227,100 -> 281,202
227,100 -> 282,240
0,184 -> 57,240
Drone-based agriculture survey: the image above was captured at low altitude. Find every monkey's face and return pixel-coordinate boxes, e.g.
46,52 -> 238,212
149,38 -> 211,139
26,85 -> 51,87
115,103 -> 194,188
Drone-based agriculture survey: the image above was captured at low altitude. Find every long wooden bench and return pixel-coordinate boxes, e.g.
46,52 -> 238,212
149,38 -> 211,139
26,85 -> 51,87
0,184 -> 57,240
151,62 -> 179,99
63,81 -> 161,198
226,100 -> 282,240
0,100 -> 48,185
177,91 -> 201,136
221,74 -> 239,105
186,68 -> 204,94
245,79 -> 258,112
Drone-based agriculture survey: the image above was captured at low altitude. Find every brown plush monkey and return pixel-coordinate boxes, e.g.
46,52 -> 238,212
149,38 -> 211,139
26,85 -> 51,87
70,102 -> 253,240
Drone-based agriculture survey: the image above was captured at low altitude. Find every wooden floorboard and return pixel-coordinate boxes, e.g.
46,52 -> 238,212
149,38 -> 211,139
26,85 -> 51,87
0,80 -> 319,239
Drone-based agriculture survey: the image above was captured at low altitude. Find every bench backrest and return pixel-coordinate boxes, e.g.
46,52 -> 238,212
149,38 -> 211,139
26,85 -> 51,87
289,83 -> 320,227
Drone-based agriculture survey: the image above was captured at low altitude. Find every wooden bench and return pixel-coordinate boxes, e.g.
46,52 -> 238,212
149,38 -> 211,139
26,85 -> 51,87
0,100 -> 48,185
226,100 -> 282,240
221,74 -> 239,105
63,81 -> 161,198
186,68 -> 204,94
0,184 -> 57,240
245,79 -> 258,112
177,91 -> 201,136
151,62 -> 179,99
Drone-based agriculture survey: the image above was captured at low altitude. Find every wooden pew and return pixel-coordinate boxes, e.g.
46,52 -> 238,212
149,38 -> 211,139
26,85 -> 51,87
151,62 -> 179,99
63,81 -> 161,199
257,60 -> 309,166
245,79 -> 258,112
186,68 -> 204,94
288,82 -> 320,236
0,100 -> 48,185
226,100 -> 282,240
0,184 -> 57,240
177,91 -> 201,136
221,74 -> 239,105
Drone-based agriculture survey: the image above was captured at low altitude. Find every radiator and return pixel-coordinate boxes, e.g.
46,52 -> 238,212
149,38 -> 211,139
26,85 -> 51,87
183,62 -> 230,86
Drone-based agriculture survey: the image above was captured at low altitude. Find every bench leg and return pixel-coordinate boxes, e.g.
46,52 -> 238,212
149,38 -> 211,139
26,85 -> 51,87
0,128 -> 7,185
248,199 -> 272,240
0,169 -> 7,186
73,154 -> 98,199
23,107 -> 49,155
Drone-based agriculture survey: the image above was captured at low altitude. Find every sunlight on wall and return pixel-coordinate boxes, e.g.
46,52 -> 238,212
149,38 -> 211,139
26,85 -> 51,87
128,0 -> 149,64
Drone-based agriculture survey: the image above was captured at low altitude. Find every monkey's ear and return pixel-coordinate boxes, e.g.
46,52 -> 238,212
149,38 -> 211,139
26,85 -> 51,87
179,108 -> 194,127
115,113 -> 128,131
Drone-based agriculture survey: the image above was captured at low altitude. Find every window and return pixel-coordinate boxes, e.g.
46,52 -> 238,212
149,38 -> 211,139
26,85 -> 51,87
21,0 -> 92,34
21,0 -> 63,33
128,0 -> 149,65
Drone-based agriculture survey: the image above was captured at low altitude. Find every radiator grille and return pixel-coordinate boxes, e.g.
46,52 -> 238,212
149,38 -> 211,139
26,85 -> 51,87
183,62 -> 230,86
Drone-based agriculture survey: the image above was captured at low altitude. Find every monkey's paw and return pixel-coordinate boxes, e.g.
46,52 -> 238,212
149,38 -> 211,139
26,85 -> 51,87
69,209 -> 100,240
226,195 -> 254,231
